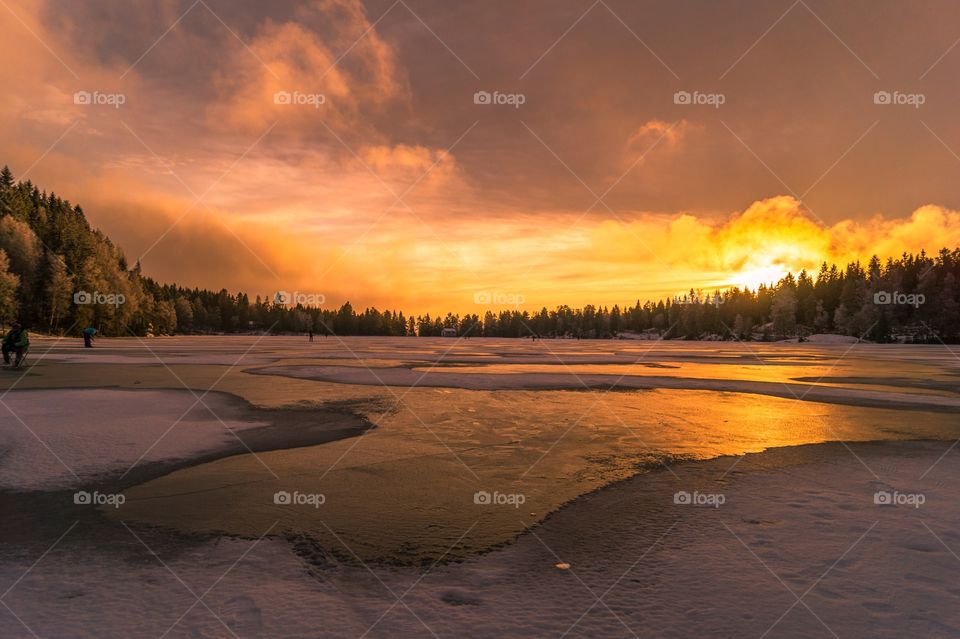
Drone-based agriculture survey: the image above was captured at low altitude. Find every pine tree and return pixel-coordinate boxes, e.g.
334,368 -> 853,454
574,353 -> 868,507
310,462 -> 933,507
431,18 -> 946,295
769,286 -> 795,338
0,166 -> 13,190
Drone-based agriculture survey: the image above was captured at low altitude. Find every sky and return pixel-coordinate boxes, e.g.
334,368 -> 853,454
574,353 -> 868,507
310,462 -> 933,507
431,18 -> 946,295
2,0 -> 960,313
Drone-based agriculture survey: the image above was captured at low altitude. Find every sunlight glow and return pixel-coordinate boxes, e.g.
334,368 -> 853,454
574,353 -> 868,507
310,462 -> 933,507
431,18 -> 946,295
732,263 -> 792,291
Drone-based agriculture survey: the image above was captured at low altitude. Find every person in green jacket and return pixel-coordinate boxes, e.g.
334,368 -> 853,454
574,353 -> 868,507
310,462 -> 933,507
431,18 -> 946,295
2,322 -> 29,367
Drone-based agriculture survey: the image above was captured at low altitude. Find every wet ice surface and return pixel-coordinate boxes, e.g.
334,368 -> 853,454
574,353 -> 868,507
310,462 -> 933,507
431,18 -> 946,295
3,337 -> 960,636
111,388 -> 959,564
30,334 -> 960,384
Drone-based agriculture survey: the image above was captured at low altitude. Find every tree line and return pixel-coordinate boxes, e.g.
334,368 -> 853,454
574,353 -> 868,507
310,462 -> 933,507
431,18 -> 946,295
1,165 -> 957,342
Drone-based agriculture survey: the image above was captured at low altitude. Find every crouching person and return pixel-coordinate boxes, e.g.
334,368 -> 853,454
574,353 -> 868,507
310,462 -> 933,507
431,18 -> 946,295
2,322 -> 29,367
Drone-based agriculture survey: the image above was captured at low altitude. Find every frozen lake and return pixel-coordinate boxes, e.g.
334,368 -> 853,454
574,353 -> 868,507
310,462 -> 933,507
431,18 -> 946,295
1,336 -> 959,637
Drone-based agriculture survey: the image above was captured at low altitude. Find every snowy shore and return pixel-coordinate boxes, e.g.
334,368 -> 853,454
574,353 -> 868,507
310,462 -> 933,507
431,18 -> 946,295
0,389 -> 370,491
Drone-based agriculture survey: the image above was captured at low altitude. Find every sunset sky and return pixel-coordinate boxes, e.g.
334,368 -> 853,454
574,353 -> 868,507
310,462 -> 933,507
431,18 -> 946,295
3,0 -> 960,312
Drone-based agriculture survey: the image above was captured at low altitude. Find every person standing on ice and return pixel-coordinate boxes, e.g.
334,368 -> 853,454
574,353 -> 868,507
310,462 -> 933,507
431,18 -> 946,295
83,326 -> 96,348
2,322 -> 29,367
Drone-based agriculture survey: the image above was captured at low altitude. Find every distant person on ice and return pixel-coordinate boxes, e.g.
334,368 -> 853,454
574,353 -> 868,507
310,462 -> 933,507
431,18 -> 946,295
2,322 -> 29,367
83,327 -> 96,348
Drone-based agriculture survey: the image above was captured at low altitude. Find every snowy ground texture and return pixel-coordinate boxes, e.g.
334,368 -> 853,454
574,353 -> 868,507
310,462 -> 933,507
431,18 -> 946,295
2,441 -> 959,638
0,389 -> 268,491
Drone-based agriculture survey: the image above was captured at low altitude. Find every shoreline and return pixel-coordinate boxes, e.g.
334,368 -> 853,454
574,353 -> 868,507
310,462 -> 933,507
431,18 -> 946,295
106,437 -> 956,565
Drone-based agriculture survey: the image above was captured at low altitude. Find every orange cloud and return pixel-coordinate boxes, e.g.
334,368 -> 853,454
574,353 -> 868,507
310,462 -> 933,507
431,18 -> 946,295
584,196 -> 960,296
627,119 -> 692,149
210,0 -> 406,134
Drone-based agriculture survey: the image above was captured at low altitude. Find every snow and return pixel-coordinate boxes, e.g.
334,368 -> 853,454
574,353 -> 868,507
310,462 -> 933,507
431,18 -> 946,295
41,352 -> 282,365
0,389 -> 267,491
251,363 -> 960,411
1,440 -> 958,637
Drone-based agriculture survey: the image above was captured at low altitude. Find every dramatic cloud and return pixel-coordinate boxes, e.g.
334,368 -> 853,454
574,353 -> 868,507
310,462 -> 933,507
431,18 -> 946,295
2,0 -> 960,312
571,199 -> 953,305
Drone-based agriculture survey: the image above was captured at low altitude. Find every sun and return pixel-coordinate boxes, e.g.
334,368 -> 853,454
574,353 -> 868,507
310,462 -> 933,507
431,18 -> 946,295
726,243 -> 811,290
733,262 -> 792,291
